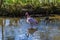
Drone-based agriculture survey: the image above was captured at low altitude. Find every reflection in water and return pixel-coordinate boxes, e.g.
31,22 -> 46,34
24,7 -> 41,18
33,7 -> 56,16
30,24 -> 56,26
0,18 -> 60,40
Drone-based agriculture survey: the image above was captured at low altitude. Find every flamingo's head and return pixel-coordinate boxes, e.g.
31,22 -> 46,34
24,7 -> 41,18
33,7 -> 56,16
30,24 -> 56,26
25,12 -> 29,16
25,12 -> 30,18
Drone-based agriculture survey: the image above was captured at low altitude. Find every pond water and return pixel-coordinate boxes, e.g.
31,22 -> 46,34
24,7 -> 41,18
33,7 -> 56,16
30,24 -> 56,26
0,17 -> 60,40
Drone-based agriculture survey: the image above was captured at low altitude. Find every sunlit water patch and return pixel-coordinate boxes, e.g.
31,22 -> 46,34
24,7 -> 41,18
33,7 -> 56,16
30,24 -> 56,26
0,18 -> 60,40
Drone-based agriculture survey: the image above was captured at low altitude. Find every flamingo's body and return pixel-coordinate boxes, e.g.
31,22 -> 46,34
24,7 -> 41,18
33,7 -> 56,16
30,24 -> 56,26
27,17 -> 38,25
25,12 -> 38,28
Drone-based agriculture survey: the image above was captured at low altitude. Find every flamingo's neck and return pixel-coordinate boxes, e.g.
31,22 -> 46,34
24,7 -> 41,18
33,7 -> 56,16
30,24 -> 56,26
26,15 -> 31,24
26,15 -> 31,18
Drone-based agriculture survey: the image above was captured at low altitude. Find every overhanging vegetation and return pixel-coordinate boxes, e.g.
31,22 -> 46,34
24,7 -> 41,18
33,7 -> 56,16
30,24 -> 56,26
0,0 -> 60,17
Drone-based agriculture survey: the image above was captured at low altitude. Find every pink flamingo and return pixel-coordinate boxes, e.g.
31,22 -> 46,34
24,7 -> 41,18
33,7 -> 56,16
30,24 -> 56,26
25,12 -> 38,28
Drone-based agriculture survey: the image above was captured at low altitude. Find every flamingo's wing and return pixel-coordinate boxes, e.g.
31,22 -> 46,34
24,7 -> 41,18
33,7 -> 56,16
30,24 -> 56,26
28,18 -> 34,23
28,18 -> 38,24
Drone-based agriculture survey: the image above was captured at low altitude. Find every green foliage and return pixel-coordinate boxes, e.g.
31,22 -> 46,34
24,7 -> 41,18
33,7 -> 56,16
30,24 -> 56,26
0,0 -> 60,13
2,0 -> 60,7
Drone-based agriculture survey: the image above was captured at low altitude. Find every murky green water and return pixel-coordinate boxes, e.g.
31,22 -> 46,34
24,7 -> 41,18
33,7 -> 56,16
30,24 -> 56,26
0,17 -> 60,40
